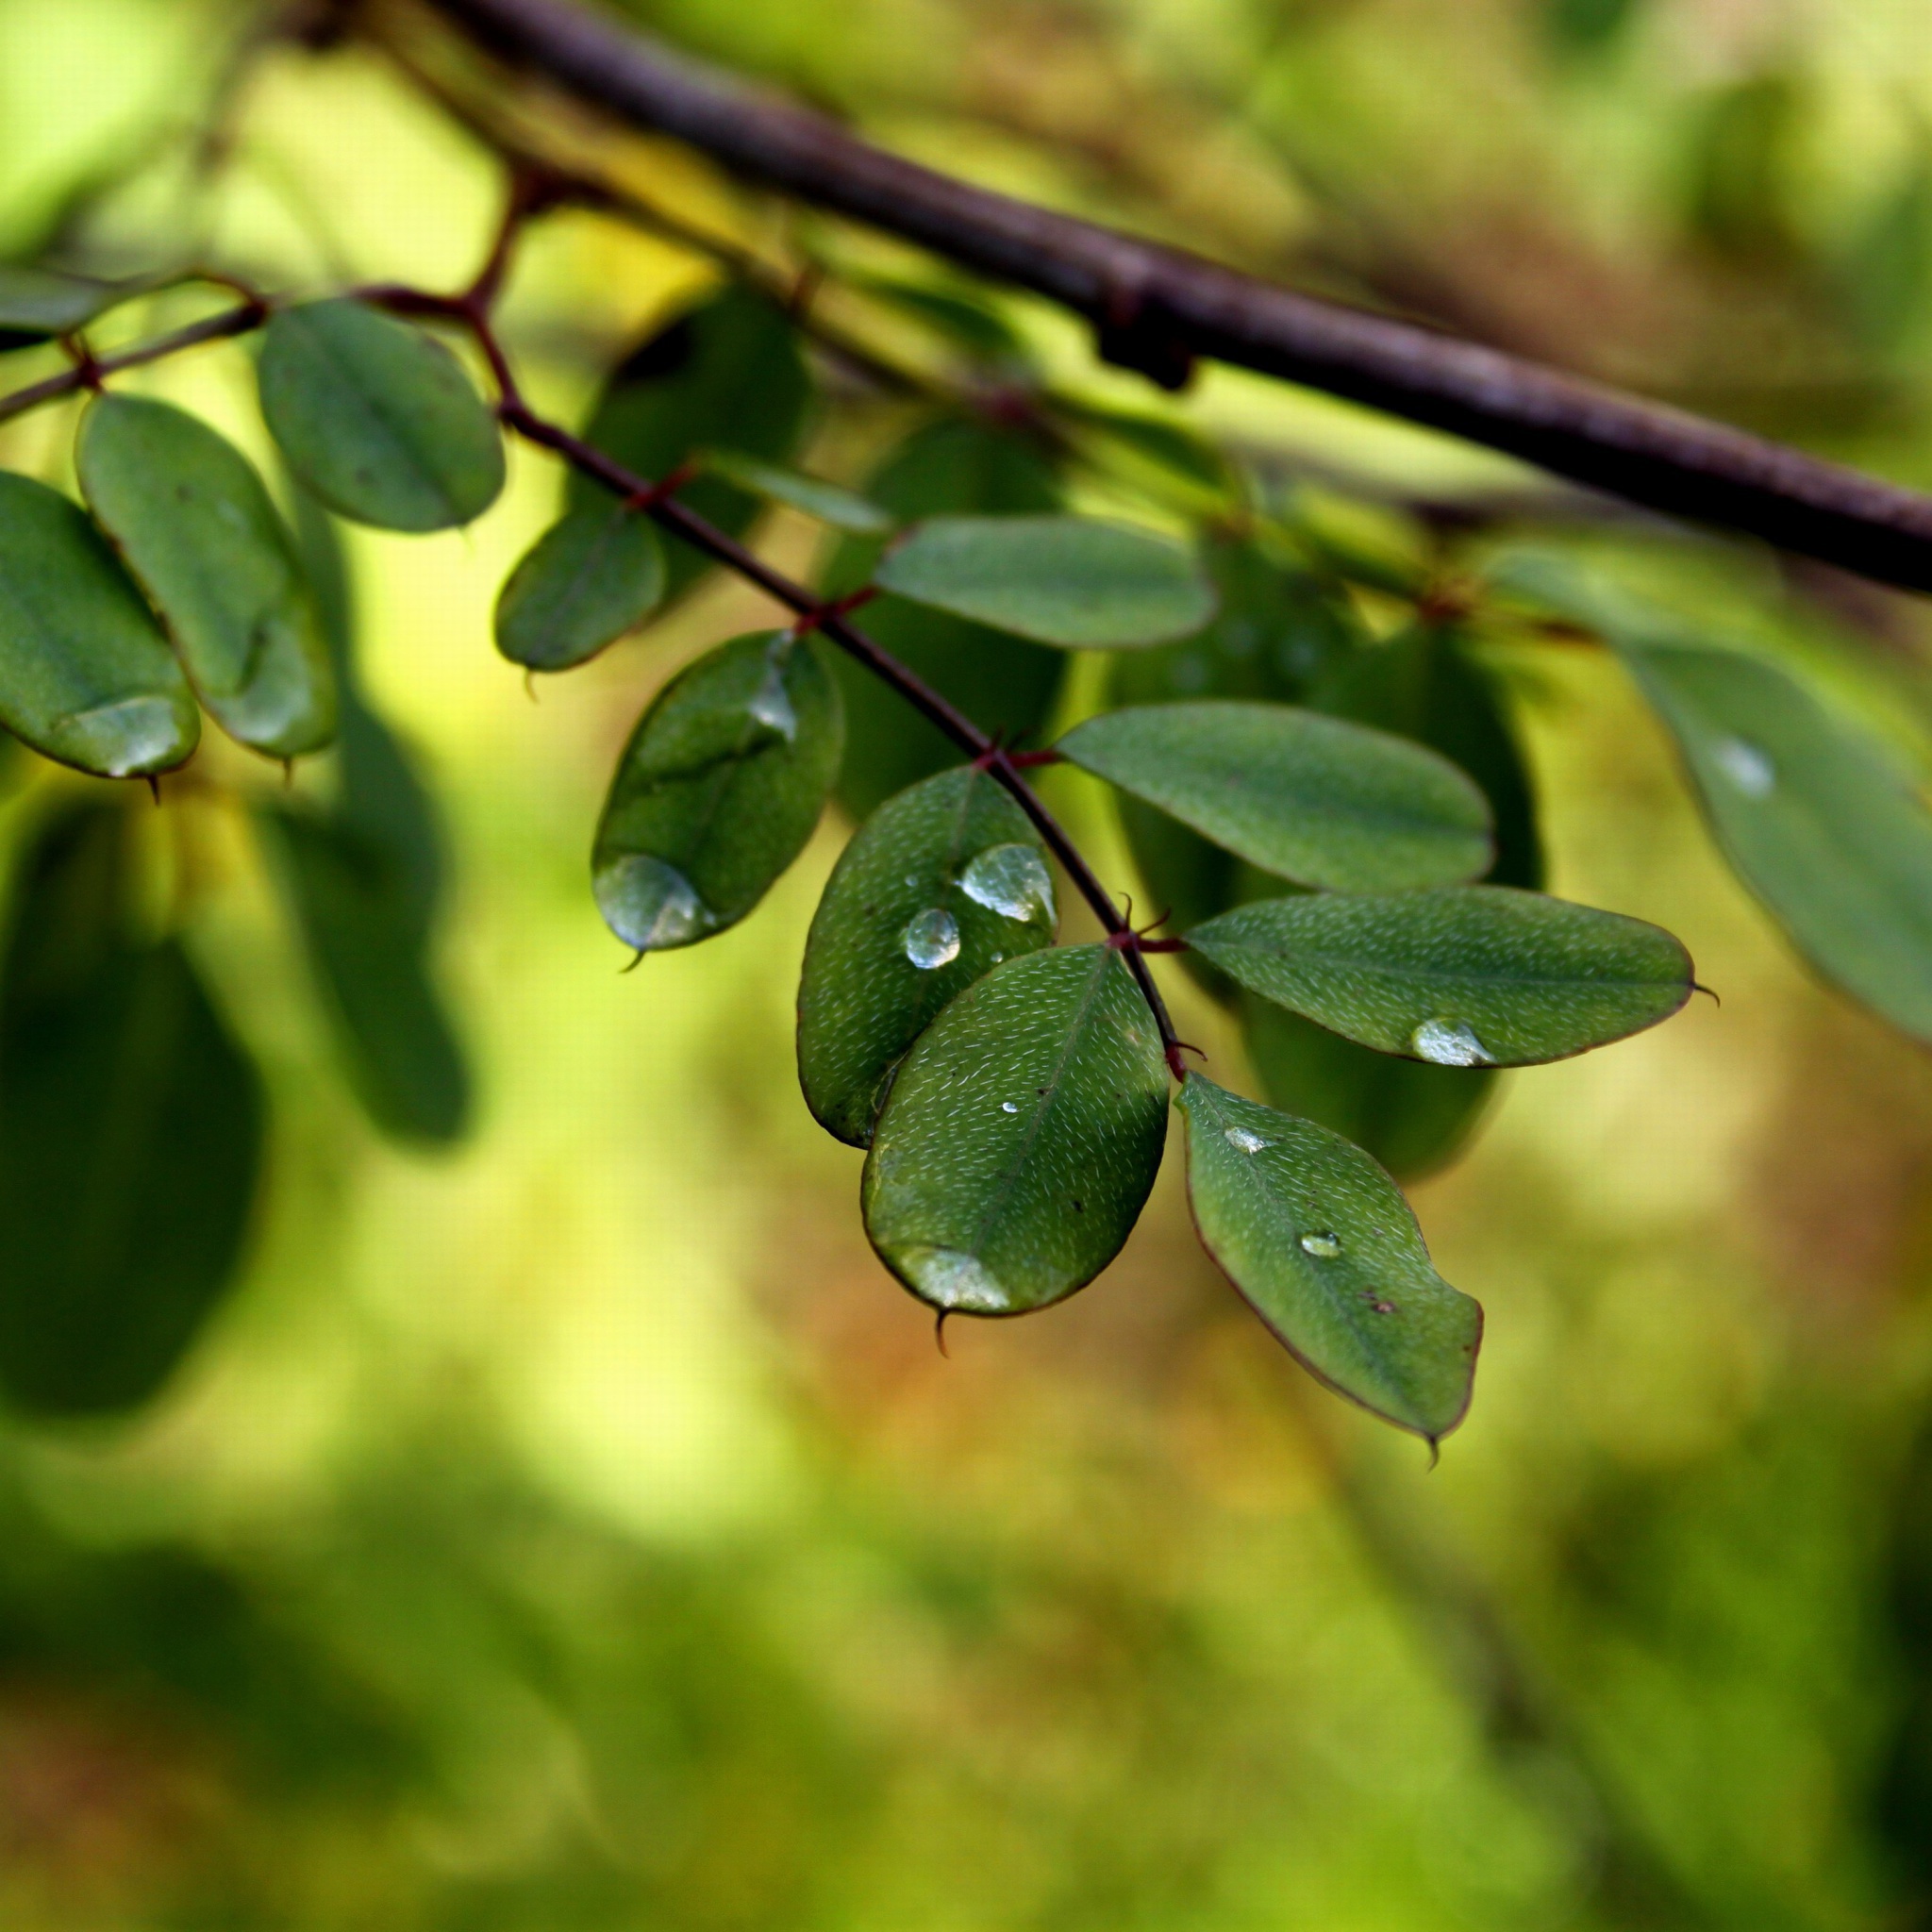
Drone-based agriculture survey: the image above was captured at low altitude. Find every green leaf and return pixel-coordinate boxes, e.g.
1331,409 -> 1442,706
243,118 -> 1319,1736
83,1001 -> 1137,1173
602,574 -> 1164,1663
874,514 -> 1216,648
593,630 -> 843,951
1058,700 -> 1493,891
798,765 -> 1058,1146
824,418 -> 1066,821
0,799 -> 263,1415
0,264 -> 141,344
852,275 -> 1031,364
574,286 -> 813,603
1175,1074 -> 1481,1442
493,502 -> 665,673
1191,886 -> 1692,1064
0,471 -> 198,777
698,449 -> 893,534
862,944 -> 1168,1315
76,394 -> 337,759
258,299 -> 505,532
259,808 -> 469,1143
1057,398 -> 1237,502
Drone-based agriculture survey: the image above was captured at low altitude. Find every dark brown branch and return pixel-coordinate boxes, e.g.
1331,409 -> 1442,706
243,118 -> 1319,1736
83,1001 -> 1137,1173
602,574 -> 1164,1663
419,0 -> 1932,598
0,298 -> 268,426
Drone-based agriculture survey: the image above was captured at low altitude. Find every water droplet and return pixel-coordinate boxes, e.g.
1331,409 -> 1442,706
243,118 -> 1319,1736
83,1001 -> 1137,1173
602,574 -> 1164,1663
901,907 -> 960,971
959,843 -> 1055,924
593,854 -> 714,949
747,654 -> 797,741
1299,1232 -> 1341,1258
1001,1101 -> 1019,1113
1411,1018 -> 1492,1067
1714,736 -> 1774,798
991,951 -> 1004,963
1225,1126 -> 1272,1155
904,1246 -> 1008,1312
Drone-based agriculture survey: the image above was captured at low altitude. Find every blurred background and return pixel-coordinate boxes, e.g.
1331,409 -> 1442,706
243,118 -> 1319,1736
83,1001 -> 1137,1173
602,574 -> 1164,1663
4,0 -> 1932,1924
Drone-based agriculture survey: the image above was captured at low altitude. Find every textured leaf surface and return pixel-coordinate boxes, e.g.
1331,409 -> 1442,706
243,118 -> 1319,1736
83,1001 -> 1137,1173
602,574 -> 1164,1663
874,515 -> 1214,648
258,300 -> 504,532
798,765 -> 1057,1145
493,503 -> 664,672
593,631 -> 842,951
0,800 -> 263,1415
863,945 -> 1167,1315
77,394 -> 337,758
1191,887 -> 1691,1065
1177,1074 -> 1480,1441
700,450 -> 892,533
1060,700 -> 1492,891
0,472 -> 197,776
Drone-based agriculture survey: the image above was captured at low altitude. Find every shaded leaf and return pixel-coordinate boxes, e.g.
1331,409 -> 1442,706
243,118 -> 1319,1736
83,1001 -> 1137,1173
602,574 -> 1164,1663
493,502 -> 665,672
593,630 -> 842,951
258,299 -> 505,532
1058,700 -> 1493,891
0,264 -> 141,345
0,471 -> 198,776
863,944 -> 1167,1315
699,449 -> 892,533
1176,1074 -> 1481,1442
798,764 -> 1057,1146
853,275 -> 1030,363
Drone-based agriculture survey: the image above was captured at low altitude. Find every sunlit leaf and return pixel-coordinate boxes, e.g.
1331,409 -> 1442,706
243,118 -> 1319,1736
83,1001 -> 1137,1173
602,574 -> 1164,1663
1056,398 -> 1237,502
258,299 -> 505,532
874,515 -> 1215,648
699,449 -> 893,533
863,944 -> 1167,1316
798,764 -> 1057,1146
1058,700 -> 1492,891
852,275 -> 1031,363
0,471 -> 198,777
493,502 -> 665,672
593,630 -> 842,952
1176,1074 -> 1481,1442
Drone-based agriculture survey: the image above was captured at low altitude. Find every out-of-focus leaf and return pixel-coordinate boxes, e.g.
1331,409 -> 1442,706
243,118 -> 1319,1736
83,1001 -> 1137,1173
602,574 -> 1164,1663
863,944 -> 1167,1316
825,417 -> 1066,820
258,299 -> 505,532
1684,72 -> 1804,265
1058,700 -> 1493,891
493,503 -> 665,673
1546,0 -> 1642,53
698,449 -> 893,533
260,808 -> 469,1144
1056,398 -> 1237,502
874,515 -> 1215,648
1191,887 -> 1692,1064
1844,149 -> 1932,352
852,275 -> 1031,363
574,286 -> 813,604
798,764 -> 1057,1146
593,630 -> 842,952
0,471 -> 198,776
0,263 -> 141,345
1176,1074 -> 1480,1443
76,394 -> 336,758
0,799 -> 263,1415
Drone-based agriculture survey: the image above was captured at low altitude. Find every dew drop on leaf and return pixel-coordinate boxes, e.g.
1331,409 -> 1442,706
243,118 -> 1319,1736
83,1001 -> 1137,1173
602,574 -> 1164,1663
1410,1018 -> 1493,1066
748,654 -> 799,741
901,907 -> 961,970
1299,1231 -> 1342,1258
959,842 -> 1056,923
1713,736 -> 1774,798
1224,1125 -> 1272,1154
594,854 -> 714,949
903,1245 -> 1008,1311
1001,1100 -> 1019,1113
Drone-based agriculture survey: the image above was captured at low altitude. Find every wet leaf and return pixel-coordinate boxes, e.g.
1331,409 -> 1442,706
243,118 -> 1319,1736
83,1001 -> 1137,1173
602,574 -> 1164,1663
698,449 -> 892,533
863,944 -> 1168,1316
0,471 -> 198,776
258,299 -> 505,532
1191,887 -> 1692,1065
493,502 -> 665,672
76,394 -> 337,758
0,799 -> 263,1415
593,630 -> 842,951
874,514 -> 1215,648
1058,700 -> 1492,891
798,764 -> 1057,1146
1176,1074 -> 1480,1442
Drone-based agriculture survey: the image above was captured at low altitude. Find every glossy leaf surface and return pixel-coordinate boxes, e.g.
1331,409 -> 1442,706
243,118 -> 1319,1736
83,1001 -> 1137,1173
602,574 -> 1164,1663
863,945 -> 1167,1315
874,514 -> 1215,648
0,472 -> 197,776
493,503 -> 664,672
798,765 -> 1057,1146
593,631 -> 842,951
1059,700 -> 1492,891
1177,1074 -> 1481,1442
258,300 -> 505,532
699,449 -> 892,533
0,800 -> 263,1415
77,394 -> 337,758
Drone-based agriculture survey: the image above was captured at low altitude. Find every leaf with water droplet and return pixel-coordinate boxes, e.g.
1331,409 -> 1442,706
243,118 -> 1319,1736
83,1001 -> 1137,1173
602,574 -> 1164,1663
1176,1074 -> 1481,1442
0,798 -> 263,1415
1190,887 -> 1692,1064
493,502 -> 665,672
76,394 -> 337,758
0,472 -> 197,776
595,630 -> 842,953
874,514 -> 1215,649
698,449 -> 893,533
799,764 -> 1057,1145
1059,699 -> 1492,891
863,944 -> 1167,1313
258,299 -> 505,532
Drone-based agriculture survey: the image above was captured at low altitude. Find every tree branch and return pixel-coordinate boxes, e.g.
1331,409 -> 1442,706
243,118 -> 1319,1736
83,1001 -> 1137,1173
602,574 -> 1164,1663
414,0 -> 1932,599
